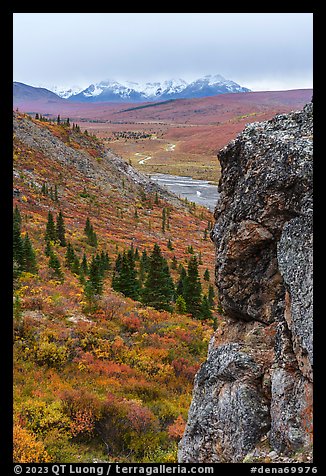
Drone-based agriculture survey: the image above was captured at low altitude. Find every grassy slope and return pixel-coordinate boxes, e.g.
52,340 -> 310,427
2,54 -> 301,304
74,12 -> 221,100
13,113 -> 218,463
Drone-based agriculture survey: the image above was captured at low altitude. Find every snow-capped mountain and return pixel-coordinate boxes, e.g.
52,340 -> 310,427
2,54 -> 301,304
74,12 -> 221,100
51,86 -> 84,99
62,74 -> 250,102
181,74 -> 251,98
35,84 -> 84,99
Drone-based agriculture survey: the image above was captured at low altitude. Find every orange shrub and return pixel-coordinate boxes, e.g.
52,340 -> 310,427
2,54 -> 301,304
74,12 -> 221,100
167,415 -> 186,440
13,425 -> 52,463
121,315 -> 142,332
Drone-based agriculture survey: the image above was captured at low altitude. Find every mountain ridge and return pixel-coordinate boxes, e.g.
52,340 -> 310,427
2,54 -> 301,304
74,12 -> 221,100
13,82 -> 65,103
64,74 -> 251,102
14,74 -> 250,104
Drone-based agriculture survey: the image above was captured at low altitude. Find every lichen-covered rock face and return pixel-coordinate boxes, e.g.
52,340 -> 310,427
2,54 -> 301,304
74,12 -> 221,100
178,103 -> 313,463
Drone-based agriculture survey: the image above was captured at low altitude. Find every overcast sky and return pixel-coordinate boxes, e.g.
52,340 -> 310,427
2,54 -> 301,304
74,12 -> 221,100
13,13 -> 313,91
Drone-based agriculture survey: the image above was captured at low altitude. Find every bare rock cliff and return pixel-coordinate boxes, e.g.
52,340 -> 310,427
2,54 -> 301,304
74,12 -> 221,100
178,103 -> 313,463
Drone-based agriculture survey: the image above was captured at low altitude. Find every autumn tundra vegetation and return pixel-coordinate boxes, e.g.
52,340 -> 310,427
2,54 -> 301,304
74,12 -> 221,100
13,112 -> 220,462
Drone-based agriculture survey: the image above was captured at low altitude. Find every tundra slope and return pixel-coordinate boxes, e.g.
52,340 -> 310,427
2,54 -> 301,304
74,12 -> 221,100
179,102 -> 313,463
13,112 -> 183,209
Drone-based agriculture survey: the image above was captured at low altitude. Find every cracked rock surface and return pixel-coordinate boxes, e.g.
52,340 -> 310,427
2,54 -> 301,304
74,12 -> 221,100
179,102 -> 313,463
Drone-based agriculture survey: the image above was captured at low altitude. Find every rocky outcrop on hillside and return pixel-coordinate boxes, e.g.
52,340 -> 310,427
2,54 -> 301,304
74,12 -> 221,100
178,102 -> 313,463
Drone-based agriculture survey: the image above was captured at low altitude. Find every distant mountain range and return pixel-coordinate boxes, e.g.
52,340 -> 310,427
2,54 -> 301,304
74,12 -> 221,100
14,74 -> 251,104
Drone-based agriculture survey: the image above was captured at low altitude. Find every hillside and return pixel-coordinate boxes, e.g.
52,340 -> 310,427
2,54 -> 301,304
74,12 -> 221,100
13,82 -> 65,103
13,112 -> 219,463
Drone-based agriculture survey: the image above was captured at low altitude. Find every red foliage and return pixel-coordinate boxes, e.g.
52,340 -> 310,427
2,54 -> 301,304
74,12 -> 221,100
167,415 -> 186,440
60,388 -> 103,437
172,357 -> 199,381
122,315 -> 142,332
125,401 -> 158,433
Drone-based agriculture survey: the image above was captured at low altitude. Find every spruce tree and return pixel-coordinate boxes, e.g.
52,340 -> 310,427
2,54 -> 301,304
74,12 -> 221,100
112,252 -> 122,291
162,208 -> 166,233
139,250 -> 149,284
89,227 -> 98,248
84,218 -> 97,247
45,240 -> 52,257
208,284 -> 215,308
85,255 -> 103,298
176,265 -> 187,299
56,211 -> 66,247
49,186 -> 54,201
13,212 -> 24,274
14,205 -> 22,227
100,250 -> 110,273
45,211 -> 57,242
141,244 -> 174,311
85,217 -> 92,236
65,243 -> 75,268
200,295 -> 212,320
204,269 -> 210,281
22,233 -> 38,274
71,255 -> 80,275
167,238 -> 174,250
49,252 -> 63,280
140,250 -> 149,271
175,295 -> 187,314
184,255 -> 202,318
114,251 -> 140,300
81,253 -> 88,275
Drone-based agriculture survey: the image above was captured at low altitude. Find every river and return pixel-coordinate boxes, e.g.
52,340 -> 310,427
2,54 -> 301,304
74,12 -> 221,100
149,173 -> 219,212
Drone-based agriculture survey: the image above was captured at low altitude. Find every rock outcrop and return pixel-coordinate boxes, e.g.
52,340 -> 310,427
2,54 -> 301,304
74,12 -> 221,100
179,103 -> 313,463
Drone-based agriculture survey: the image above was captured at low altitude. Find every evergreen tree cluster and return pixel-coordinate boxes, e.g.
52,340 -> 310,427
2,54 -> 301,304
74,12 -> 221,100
45,210 -> 66,246
64,237 -> 110,301
34,111 -> 82,132
176,255 -> 215,320
112,242 -> 215,319
72,123 -> 81,133
41,183 -> 59,202
35,113 -> 50,122
161,207 -> 171,233
84,251 -> 110,300
14,205 -> 215,320
112,246 -> 140,300
142,244 -> 175,311
56,115 -> 70,127
13,206 -> 38,278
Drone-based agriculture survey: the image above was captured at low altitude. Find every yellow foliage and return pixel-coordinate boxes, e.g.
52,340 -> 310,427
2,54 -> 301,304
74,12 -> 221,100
13,425 -> 52,463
